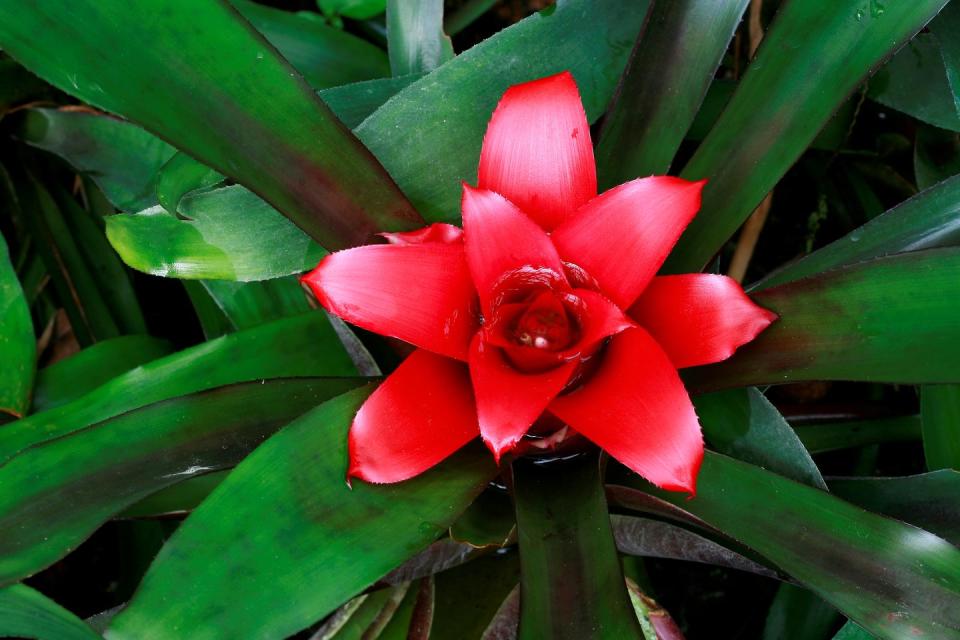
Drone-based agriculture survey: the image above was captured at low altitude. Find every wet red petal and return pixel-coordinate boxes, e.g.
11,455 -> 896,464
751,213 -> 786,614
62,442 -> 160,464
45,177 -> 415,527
349,350 -> 479,484
380,223 -> 463,245
549,328 -> 704,494
477,71 -> 596,230
461,185 -> 565,313
561,289 -> 635,357
302,243 -> 477,361
630,274 -> 778,369
552,177 -> 706,309
469,334 -> 576,461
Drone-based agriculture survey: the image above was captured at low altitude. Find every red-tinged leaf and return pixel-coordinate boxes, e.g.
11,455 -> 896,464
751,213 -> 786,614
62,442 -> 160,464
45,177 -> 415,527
349,350 -> 479,484
468,334 -> 576,461
552,177 -> 705,309
461,185 -> 565,313
303,243 -> 478,361
477,71 -> 596,231
381,223 -> 463,245
550,328 -> 704,493
630,274 -> 776,369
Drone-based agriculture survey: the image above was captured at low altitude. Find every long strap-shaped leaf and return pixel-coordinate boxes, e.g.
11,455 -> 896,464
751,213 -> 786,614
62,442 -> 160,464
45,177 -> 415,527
0,0 -> 422,248
0,312 -> 356,463
0,225 -> 34,419
615,452 -> 960,640
595,0 -> 750,185
107,388 -> 496,640
0,584 -> 99,640
513,454 -> 642,640
0,377 -> 364,587
687,248 -> 960,390
664,0 -> 950,272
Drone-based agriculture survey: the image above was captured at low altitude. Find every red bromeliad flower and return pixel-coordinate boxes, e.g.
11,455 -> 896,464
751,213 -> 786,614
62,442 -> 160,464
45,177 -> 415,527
303,72 -> 776,493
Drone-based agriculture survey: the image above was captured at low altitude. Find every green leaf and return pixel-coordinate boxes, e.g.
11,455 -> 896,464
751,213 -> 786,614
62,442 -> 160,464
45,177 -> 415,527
833,621 -> 877,640
320,0 -> 386,21
616,451 -> 960,640
513,454 -> 642,640
430,552 -> 520,640
0,0 -> 421,249
921,385 -> 960,471
320,73 -> 425,128
694,387 -> 826,489
17,174 -> 120,345
793,416 -> 920,454
0,227 -> 35,419
829,471 -> 960,546
686,249 -> 960,389
326,585 -> 409,640
932,3 -> 960,113
595,0 -> 748,185
755,174 -> 960,290
200,277 -> 310,330
32,335 -> 173,413
106,186 -> 326,281
762,584 -> 839,640
232,0 -> 390,90
16,108 -> 175,212
48,185 -> 147,334
449,489 -> 515,549
119,471 -> 227,519
387,0 -> 453,76
0,377 -> 362,586
443,0 -> 498,36
182,281 -> 232,340
155,152 -> 225,214
0,584 -> 99,640
868,32 -> 960,131
914,124 -> 960,191
665,0 -> 949,272
0,312 -> 355,464
107,388 -> 496,639
354,0 -> 648,221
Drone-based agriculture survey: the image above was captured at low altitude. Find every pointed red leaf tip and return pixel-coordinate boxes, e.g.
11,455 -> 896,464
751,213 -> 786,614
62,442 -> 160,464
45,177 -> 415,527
380,223 -> 463,245
468,334 -> 577,461
478,71 -> 596,231
549,328 -> 704,494
630,275 -> 778,369
552,177 -> 707,310
461,184 -> 566,313
348,350 -> 480,484
302,242 -> 478,361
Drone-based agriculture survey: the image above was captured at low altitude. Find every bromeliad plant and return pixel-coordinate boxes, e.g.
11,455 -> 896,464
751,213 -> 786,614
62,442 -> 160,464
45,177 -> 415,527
0,1 -> 959,639
304,71 -> 775,491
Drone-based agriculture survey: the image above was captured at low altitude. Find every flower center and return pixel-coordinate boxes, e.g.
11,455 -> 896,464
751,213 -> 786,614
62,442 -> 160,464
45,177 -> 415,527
513,290 -> 575,350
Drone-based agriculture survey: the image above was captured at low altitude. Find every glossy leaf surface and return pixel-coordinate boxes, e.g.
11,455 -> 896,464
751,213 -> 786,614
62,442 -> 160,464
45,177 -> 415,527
0,377 -> 362,586
232,0 -> 390,89
108,388 -> 496,639
755,174 -> 960,289
387,0 -> 453,76
829,471 -> 960,545
688,249 -> 960,389
17,108 -> 174,212
665,0 -> 949,272
355,0 -> 647,220
0,0 -> 422,248
107,186 -> 326,281
620,452 -> 960,639
513,454 -> 642,640
32,335 -> 172,413
0,230 -> 34,418
155,152 -> 225,214
694,388 -> 825,489
0,312 -> 355,463
200,278 -> 310,330
0,584 -> 99,640
595,0 -> 748,184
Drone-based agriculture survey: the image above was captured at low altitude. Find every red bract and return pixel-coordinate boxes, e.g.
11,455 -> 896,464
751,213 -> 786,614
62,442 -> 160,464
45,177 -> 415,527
303,71 -> 777,494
